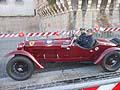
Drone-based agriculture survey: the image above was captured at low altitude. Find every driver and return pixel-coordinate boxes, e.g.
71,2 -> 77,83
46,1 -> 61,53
77,29 -> 95,48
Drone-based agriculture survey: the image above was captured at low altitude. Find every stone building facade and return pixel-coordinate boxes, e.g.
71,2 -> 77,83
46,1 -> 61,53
0,0 -> 39,33
36,0 -> 120,32
0,0 -> 119,33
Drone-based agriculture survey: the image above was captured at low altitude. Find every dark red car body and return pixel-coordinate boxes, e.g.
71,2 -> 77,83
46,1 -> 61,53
6,36 -> 120,81
6,37 -> 120,69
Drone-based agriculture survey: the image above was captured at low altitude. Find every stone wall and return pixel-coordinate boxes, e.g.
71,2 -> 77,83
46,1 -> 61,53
39,13 -> 70,32
39,9 -> 120,32
0,9 -> 119,34
0,16 -> 40,33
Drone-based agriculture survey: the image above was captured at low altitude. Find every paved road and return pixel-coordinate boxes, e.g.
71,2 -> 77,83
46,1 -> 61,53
0,37 -> 119,90
0,63 -> 103,90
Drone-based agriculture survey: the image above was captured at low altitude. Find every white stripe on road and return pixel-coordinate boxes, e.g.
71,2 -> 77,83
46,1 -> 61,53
97,83 -> 118,90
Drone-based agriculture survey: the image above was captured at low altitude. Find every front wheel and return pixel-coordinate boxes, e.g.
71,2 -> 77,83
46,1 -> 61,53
101,51 -> 120,72
6,56 -> 34,81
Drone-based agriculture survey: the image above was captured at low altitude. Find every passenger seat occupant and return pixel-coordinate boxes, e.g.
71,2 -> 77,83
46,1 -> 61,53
77,29 -> 95,48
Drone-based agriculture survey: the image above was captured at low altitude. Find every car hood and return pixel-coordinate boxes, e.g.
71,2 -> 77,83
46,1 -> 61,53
23,38 -> 72,47
97,38 -> 116,46
22,38 -> 116,47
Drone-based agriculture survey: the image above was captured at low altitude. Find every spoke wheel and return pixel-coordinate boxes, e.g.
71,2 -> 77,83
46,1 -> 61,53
6,56 -> 34,81
102,51 -> 120,72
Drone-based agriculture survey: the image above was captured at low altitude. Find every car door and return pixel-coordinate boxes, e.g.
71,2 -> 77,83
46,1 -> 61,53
68,44 -> 97,61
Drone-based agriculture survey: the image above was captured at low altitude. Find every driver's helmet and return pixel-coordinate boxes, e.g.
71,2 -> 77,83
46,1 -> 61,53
80,28 -> 87,35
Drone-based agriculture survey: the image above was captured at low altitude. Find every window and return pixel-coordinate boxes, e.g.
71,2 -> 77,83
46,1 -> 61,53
16,0 -> 24,4
0,0 -> 6,3
16,0 -> 23,2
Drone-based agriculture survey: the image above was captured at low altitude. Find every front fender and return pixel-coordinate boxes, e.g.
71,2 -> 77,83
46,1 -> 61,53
5,50 -> 44,69
94,47 -> 120,64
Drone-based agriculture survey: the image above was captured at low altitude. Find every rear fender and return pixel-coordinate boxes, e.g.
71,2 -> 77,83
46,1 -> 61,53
94,47 -> 120,64
5,50 -> 44,69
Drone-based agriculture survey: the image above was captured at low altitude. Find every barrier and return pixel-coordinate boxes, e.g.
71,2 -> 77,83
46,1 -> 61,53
0,30 -> 80,38
104,28 -> 120,32
82,82 -> 120,90
0,28 -> 120,38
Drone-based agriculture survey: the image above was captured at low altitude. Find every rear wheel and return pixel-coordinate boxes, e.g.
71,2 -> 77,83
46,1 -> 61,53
101,51 -> 120,72
6,56 -> 34,81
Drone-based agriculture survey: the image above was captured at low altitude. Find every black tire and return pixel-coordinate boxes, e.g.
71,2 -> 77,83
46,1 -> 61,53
6,56 -> 34,81
101,51 -> 120,72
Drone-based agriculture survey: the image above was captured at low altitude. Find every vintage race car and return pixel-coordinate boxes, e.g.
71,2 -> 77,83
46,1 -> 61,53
6,36 -> 120,81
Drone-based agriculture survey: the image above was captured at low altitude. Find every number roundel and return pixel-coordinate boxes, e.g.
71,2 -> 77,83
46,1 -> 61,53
29,41 -> 35,46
